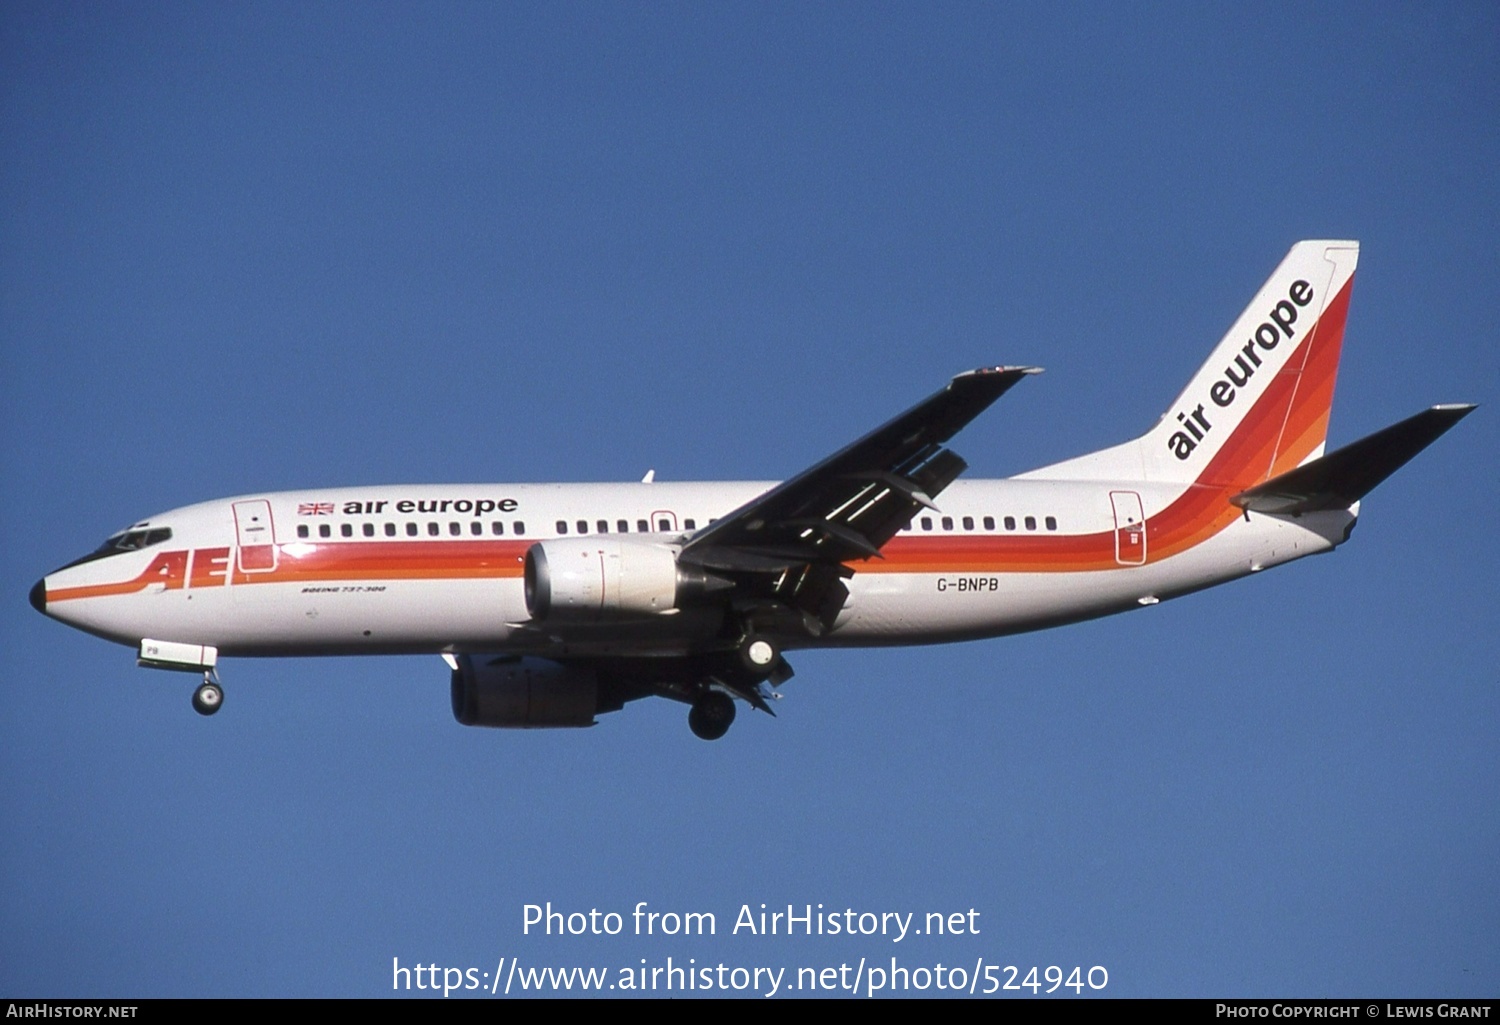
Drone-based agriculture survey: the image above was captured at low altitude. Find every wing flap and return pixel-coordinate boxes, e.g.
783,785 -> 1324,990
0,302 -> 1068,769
682,366 -> 1039,631
685,367 -> 1038,558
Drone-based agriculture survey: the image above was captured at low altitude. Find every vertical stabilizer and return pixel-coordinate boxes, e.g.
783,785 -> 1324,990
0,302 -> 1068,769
1023,241 -> 1359,487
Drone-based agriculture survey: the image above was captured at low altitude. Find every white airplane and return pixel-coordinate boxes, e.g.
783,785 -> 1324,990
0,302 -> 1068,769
31,241 -> 1473,739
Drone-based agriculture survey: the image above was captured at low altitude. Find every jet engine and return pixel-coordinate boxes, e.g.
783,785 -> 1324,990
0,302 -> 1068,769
523,538 -> 722,620
450,655 -> 599,728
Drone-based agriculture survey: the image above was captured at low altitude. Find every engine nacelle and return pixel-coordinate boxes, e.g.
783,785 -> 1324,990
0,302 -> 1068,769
524,537 -> 686,620
450,655 -> 599,728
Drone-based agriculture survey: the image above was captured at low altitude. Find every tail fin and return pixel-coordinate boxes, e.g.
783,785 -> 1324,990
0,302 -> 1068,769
1026,241 -> 1359,487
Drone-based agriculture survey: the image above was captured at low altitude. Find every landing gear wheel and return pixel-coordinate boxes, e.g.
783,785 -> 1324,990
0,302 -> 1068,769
688,691 -> 735,740
738,634 -> 779,677
192,681 -> 223,716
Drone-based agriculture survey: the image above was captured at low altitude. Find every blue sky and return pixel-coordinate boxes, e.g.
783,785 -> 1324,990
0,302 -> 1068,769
2,2 -> 1496,998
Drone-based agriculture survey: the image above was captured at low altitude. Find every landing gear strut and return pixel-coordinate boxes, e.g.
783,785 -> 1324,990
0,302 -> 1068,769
688,690 -> 735,741
192,673 -> 223,716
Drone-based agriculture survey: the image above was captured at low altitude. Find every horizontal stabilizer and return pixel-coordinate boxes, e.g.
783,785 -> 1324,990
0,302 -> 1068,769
1231,404 -> 1476,515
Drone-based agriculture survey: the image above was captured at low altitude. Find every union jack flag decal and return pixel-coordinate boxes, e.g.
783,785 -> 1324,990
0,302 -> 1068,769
298,502 -> 335,516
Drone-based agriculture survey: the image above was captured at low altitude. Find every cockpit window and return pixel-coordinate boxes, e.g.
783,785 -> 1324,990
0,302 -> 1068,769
58,526 -> 174,570
98,527 -> 173,553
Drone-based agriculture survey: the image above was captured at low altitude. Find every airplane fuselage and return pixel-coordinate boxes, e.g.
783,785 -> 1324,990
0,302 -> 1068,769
35,477 -> 1355,659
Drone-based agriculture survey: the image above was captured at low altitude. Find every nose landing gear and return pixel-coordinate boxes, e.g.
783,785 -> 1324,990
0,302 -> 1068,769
192,672 -> 223,716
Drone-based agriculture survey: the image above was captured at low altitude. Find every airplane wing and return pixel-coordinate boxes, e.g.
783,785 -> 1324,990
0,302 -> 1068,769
680,366 -> 1040,633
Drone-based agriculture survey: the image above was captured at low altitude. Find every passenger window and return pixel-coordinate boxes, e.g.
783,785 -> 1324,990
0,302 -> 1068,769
983,516 -> 995,531
385,523 -> 396,537
319,524 -> 331,538
470,522 -> 482,536
513,521 -> 525,535
297,525 -> 309,539
684,518 -> 696,530
449,522 -> 461,536
363,523 -> 375,537
617,519 -> 629,533
1004,516 -> 1016,530
577,520 -> 588,534
595,519 -> 607,533
406,523 -> 418,536
491,522 -> 504,535
657,518 -> 671,531
428,522 -> 440,536
941,516 -> 953,530
341,523 -> 353,537
1025,516 -> 1037,531
921,517 -> 933,531
637,519 -> 649,533
1045,516 -> 1057,531
962,516 -> 974,530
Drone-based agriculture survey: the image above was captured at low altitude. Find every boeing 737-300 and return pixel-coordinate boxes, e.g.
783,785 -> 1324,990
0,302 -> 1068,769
30,241 -> 1474,738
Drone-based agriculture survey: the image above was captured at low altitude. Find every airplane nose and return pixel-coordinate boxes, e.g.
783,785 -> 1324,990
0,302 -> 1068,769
29,578 -> 47,614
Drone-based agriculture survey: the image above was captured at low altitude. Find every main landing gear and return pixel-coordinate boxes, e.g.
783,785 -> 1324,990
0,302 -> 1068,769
686,631 -> 786,740
192,672 -> 223,716
738,633 -> 779,675
688,690 -> 736,741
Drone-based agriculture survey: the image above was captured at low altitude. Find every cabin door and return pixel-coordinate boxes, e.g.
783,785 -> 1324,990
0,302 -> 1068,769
1110,491 -> 1147,566
233,500 -> 279,573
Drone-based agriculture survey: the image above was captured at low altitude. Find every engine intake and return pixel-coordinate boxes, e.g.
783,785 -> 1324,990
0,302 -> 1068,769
450,655 -> 599,728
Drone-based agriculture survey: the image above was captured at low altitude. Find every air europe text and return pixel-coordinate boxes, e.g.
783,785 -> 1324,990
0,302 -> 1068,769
335,497 -> 520,517
1167,278 -> 1314,461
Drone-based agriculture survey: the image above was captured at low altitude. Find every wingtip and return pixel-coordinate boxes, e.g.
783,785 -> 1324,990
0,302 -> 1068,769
955,365 -> 1044,379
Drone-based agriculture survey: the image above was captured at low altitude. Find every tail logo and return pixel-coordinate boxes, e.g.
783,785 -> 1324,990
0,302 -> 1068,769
1167,278 -> 1316,461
